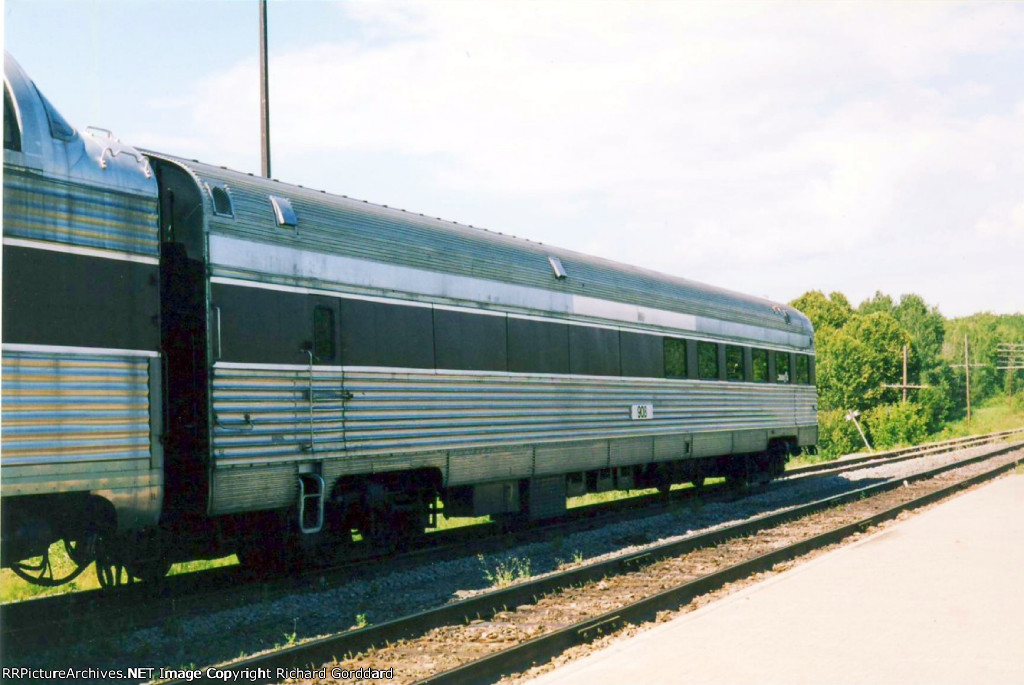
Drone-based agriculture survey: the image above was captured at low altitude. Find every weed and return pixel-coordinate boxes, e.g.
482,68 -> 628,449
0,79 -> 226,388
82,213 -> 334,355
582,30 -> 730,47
478,553 -> 532,588
283,618 -> 298,646
354,613 -> 368,629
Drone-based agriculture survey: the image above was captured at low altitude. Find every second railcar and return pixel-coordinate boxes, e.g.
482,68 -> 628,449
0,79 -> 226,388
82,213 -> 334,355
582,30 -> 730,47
147,150 -> 816,565
2,50 -> 816,581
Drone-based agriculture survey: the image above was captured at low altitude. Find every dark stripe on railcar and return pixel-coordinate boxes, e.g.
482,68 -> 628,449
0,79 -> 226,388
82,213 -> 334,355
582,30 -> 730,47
433,309 -> 507,372
210,280 -> 815,384
2,246 -> 159,350
211,282 -> 311,365
620,330 -> 664,378
507,318 -> 570,374
569,325 -> 621,376
339,298 -> 435,369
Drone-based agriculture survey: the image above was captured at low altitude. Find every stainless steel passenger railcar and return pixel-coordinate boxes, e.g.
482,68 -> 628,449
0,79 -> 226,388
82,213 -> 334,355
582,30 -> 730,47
2,53 -> 816,583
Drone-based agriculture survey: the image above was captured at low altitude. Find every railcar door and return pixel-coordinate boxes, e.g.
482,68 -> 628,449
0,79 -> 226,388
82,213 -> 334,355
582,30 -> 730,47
306,295 -> 346,456
153,160 -> 211,520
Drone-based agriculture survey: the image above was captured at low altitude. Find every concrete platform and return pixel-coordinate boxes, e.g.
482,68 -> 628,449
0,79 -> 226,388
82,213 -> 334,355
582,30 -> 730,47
529,473 -> 1024,685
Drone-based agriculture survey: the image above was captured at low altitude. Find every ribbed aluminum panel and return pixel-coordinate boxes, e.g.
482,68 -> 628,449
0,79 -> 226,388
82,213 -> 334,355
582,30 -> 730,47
653,434 -> 691,461
212,365 -> 815,469
2,167 -> 159,256
447,446 -> 534,485
1,350 -> 153,489
692,431 -> 734,458
147,153 -> 812,339
610,436 -> 655,466
211,464 -> 296,515
210,364 -> 347,465
535,440 -> 609,475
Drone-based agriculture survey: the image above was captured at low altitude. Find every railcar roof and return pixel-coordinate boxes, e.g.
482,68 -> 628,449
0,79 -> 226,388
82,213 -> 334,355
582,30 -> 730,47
149,152 -> 812,338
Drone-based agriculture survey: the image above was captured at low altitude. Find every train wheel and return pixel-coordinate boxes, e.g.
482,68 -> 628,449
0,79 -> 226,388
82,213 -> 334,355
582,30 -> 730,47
9,538 -> 93,587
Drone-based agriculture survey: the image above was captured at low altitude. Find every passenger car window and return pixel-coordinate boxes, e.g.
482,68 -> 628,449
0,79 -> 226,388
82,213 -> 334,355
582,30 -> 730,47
664,338 -> 687,378
698,342 -> 718,380
775,352 -> 790,383
752,349 -> 768,382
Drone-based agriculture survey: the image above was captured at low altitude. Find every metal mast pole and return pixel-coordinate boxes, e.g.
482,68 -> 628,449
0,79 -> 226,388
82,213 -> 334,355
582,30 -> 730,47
965,334 -> 972,425
259,0 -> 271,178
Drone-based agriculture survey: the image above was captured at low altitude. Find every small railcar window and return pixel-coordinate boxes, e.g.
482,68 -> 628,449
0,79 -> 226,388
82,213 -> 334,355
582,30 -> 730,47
269,195 -> 298,227
795,354 -> 811,384
4,85 -> 20,151
775,352 -> 790,383
663,338 -> 688,378
313,306 -> 336,362
725,345 -> 745,381
751,349 -> 769,382
697,342 -> 718,380
209,185 -> 234,217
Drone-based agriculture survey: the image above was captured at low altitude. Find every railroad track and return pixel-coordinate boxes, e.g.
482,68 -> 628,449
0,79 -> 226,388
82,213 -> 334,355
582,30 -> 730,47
150,435 -> 1024,685
3,429 -> 1019,663
6,429 -> 1016,652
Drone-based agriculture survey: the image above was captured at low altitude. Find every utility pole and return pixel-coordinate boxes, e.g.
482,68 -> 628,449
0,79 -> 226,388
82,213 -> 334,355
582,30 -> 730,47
950,334 -> 984,427
996,342 -> 1024,399
882,344 -> 927,403
259,0 -> 271,178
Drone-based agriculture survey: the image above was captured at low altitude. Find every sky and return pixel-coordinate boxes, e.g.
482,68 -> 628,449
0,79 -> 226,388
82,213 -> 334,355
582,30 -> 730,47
4,0 -> 1023,319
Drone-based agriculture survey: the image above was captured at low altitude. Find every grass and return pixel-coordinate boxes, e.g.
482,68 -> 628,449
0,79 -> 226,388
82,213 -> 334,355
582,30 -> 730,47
0,550 -> 239,604
478,553 -> 532,588
935,395 -> 1024,439
789,395 -> 1024,471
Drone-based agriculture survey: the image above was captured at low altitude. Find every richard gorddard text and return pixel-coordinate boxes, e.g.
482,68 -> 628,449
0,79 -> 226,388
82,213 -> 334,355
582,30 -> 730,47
2,666 -> 394,681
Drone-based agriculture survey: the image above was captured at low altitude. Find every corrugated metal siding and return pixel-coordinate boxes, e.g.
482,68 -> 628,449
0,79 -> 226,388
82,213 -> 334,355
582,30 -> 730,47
446,446 -> 534,484
147,153 -> 811,337
211,364 -> 815,466
210,365 -> 347,464
1,350 -> 153,489
2,167 -> 159,256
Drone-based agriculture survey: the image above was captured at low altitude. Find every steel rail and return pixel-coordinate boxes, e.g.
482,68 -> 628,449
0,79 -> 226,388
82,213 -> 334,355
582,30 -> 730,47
6,427 -> 1013,634
783,427 -> 1024,478
172,439 -> 1024,684
4,429 -> 1017,651
422,446 -> 1024,685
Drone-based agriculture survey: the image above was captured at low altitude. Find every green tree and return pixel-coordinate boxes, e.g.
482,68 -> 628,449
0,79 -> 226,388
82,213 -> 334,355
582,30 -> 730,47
866,402 -> 929,449
893,293 -> 945,375
790,291 -> 853,333
816,312 -> 911,412
858,291 -> 894,316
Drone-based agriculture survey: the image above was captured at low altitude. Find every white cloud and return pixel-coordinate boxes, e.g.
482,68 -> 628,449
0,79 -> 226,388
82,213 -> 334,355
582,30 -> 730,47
130,0 -> 1024,316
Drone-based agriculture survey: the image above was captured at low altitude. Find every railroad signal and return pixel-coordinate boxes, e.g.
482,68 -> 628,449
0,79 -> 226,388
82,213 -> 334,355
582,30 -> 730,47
845,410 -> 873,452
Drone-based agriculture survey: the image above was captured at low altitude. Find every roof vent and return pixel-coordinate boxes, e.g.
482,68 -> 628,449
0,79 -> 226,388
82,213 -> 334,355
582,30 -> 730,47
548,256 -> 568,280
772,305 -> 791,324
208,184 -> 234,217
269,195 -> 297,227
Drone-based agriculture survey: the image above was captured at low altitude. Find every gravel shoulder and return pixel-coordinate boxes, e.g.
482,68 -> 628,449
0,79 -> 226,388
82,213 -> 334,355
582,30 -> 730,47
7,443 -> 1019,677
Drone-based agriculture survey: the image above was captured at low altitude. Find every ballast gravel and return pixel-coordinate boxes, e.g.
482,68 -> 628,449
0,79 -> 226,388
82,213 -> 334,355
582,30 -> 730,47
8,441 -> 1021,678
